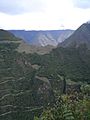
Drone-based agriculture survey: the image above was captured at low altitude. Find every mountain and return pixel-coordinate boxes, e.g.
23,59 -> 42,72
0,29 -> 55,55
0,28 -> 90,120
0,30 -> 55,120
60,23 -> 90,49
9,30 -> 74,46
30,45 -> 90,83
17,41 -> 55,55
0,29 -> 21,41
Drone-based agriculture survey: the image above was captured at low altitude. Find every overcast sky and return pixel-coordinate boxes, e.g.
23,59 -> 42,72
0,0 -> 90,30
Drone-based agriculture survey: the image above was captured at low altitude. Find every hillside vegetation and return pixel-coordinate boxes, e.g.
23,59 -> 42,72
0,29 -> 21,41
0,27 -> 90,120
60,23 -> 90,49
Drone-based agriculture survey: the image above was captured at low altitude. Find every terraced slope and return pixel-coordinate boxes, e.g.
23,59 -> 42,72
0,44 -> 55,120
0,30 -> 54,120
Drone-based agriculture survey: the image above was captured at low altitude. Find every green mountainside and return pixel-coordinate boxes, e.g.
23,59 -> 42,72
29,44 -> 90,83
0,43 -> 55,120
0,29 -> 21,41
0,30 -> 54,120
60,23 -> 90,49
0,28 -> 90,120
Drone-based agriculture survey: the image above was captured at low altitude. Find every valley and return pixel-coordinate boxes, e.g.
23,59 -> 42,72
0,23 -> 90,120
9,30 -> 74,46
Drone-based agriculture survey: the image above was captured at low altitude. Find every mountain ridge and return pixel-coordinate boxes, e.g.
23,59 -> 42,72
0,29 -> 55,54
59,23 -> 90,49
9,30 -> 74,46
0,29 -> 21,41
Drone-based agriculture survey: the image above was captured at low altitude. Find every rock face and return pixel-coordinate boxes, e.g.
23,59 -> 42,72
60,23 -> 90,49
9,30 -> 74,46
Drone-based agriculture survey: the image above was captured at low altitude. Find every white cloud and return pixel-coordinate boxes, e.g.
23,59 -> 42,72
0,0 -> 45,14
0,0 -> 90,30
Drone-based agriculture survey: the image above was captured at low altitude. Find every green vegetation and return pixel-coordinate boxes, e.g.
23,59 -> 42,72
28,45 -> 90,83
0,30 -> 90,120
0,42 -> 54,120
35,91 -> 90,120
0,29 -> 21,41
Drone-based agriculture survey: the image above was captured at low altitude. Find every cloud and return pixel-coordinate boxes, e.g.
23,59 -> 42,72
0,0 -> 45,15
73,0 -> 90,9
0,0 -> 90,30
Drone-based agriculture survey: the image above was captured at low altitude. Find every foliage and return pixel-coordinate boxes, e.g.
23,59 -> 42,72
28,45 -> 90,83
38,92 -> 90,120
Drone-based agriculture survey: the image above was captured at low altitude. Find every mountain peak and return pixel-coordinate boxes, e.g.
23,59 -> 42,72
86,21 -> 90,24
59,23 -> 90,49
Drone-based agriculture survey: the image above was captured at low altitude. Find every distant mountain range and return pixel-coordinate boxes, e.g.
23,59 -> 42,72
60,23 -> 90,49
0,29 -> 56,54
9,30 -> 74,46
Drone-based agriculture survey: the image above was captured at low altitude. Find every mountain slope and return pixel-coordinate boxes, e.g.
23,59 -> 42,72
0,28 -> 90,120
9,30 -> 74,46
29,46 -> 90,83
17,41 -> 55,54
0,30 -> 55,120
0,29 -> 55,55
0,29 -> 21,41
60,23 -> 90,48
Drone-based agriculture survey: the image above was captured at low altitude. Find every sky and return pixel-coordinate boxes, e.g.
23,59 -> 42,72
0,0 -> 90,30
